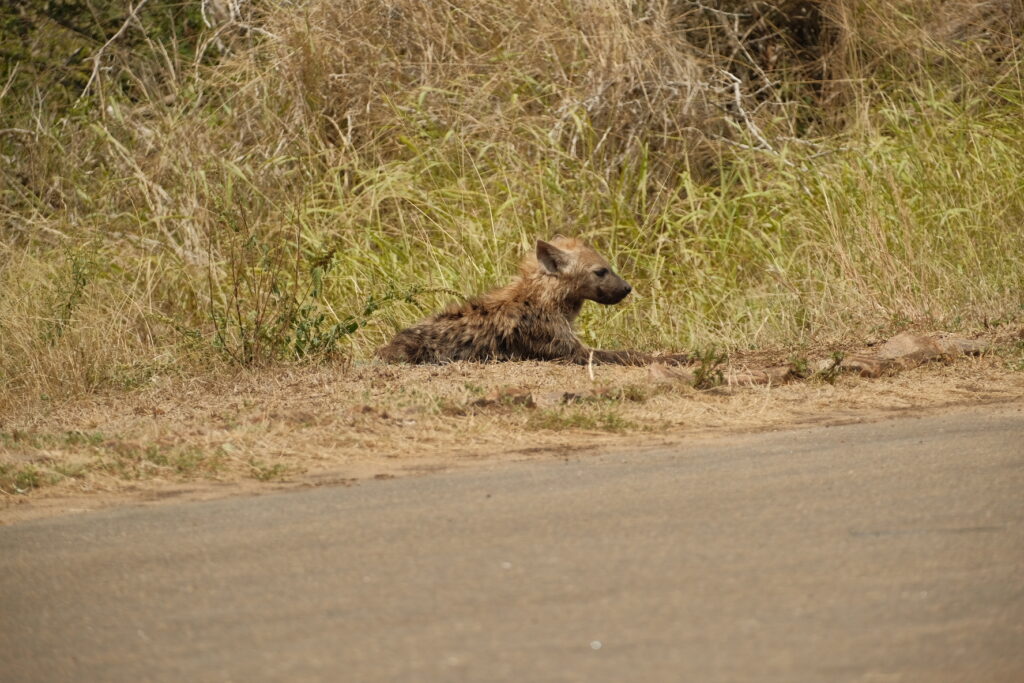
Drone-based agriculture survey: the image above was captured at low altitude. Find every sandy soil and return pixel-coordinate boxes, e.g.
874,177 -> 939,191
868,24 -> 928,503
2,329 -> 1022,524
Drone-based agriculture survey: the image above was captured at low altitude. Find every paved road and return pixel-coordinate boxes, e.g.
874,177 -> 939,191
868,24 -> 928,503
2,404 -> 1023,682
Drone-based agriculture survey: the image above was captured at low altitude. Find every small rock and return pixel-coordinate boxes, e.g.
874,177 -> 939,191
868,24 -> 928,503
934,334 -> 989,356
876,332 -> 987,370
811,357 -> 840,374
839,355 -> 892,378
877,333 -> 945,366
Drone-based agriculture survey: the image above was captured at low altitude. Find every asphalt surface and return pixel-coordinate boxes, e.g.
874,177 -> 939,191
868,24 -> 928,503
2,403 -> 1023,682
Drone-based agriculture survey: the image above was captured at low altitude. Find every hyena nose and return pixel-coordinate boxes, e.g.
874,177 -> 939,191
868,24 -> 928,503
624,283 -> 632,294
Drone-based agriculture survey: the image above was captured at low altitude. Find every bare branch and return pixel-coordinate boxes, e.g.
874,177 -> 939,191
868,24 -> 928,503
78,0 -> 153,103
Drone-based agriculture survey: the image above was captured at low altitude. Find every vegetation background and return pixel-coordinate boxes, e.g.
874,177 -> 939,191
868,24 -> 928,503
2,0 -> 1022,413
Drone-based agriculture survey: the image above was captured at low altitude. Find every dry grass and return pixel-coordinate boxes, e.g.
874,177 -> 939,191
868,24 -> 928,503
2,325 -> 1022,522
1,0 -> 1023,412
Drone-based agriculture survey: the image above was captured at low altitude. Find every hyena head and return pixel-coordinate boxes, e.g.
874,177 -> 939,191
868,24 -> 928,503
528,236 -> 633,305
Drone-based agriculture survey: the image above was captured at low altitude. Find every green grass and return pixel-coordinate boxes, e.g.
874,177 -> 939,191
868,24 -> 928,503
1001,340 -> 1024,372
527,409 -> 637,433
0,463 -> 47,495
0,430 -> 106,449
248,460 -> 293,482
1,0 -> 1022,413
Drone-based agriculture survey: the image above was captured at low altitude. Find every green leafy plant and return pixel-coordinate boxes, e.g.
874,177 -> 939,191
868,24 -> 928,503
692,348 -> 728,390
42,250 -> 91,345
0,464 -> 44,495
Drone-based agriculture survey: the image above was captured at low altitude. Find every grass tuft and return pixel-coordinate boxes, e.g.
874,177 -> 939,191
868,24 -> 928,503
527,409 -> 637,433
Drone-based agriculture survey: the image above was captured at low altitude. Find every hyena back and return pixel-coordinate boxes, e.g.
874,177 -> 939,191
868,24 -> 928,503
378,237 -> 674,365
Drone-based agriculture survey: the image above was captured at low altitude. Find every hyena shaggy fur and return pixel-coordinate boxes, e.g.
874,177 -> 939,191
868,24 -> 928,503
378,237 -> 682,366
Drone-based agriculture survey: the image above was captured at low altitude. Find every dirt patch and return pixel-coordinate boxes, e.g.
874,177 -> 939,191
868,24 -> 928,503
2,328 -> 1022,524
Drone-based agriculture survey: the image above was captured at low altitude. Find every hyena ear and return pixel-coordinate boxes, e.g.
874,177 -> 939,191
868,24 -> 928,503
536,239 -> 568,274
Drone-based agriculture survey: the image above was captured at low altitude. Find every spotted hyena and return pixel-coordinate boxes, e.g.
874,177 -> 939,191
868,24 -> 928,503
378,237 -> 682,365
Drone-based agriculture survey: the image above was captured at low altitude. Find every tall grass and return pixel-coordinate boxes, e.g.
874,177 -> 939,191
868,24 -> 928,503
1,0 -> 1022,412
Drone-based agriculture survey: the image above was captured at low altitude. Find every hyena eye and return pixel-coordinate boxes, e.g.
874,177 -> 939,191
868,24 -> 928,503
594,268 -> 609,278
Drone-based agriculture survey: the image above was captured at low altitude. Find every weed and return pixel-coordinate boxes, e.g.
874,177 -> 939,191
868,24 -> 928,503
527,409 -> 636,433
432,397 -> 467,417
0,430 -> 105,452
41,251 -> 91,346
1002,341 -> 1024,372
112,363 -> 160,391
52,462 -> 90,480
789,356 -> 811,379
97,443 -> 223,480
608,384 -> 651,403
63,431 -> 105,447
171,449 -> 224,476
692,349 -> 728,391
207,212 -> 415,365
0,431 -> 35,449
249,460 -> 291,482
0,464 -> 44,494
